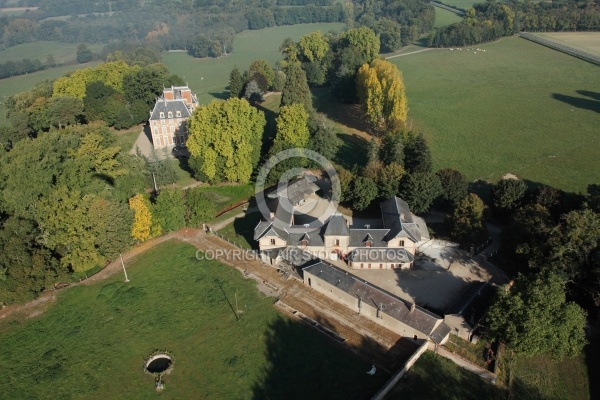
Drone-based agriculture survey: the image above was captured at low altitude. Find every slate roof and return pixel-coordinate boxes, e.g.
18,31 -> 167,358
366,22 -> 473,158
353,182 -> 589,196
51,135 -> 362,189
380,197 -> 422,243
267,176 -> 320,205
323,213 -> 350,236
149,99 -> 191,120
349,229 -> 390,247
303,262 -> 443,336
430,322 -> 452,344
347,247 -> 414,264
445,281 -> 496,328
288,231 -> 325,247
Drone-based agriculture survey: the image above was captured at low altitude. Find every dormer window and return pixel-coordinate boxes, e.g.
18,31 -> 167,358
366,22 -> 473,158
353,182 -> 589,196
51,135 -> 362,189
334,239 -> 340,246
176,111 -> 181,117
168,111 -> 173,118
365,240 -> 372,247
159,112 -> 165,118
301,240 -> 308,248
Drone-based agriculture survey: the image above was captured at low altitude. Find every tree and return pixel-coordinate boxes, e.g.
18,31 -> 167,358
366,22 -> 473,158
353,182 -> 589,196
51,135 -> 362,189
449,194 -> 487,245
76,43 -> 93,63
129,193 -> 154,242
88,197 -> 132,259
270,103 -> 310,159
367,138 -> 380,164
337,166 -> 355,203
187,98 -> 266,183
273,70 -> 286,92
47,96 -> 84,129
244,80 -> 264,104
357,58 -> 408,130
436,168 -> 468,207
377,18 -> 402,53
186,188 -> 217,227
340,26 -> 380,63
493,178 -> 527,215
248,60 -> 275,89
404,132 -> 432,174
349,176 -> 378,211
229,66 -> 244,99
308,114 -> 340,162
36,186 -> 104,273
400,172 -> 442,214
280,62 -> 313,113
153,189 -> 186,232
363,160 -> 404,200
299,31 -> 330,63
380,132 -> 404,166
486,271 -> 587,359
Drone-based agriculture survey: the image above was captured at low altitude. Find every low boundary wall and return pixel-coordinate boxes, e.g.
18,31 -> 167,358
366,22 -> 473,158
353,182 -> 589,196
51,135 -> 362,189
370,340 -> 429,400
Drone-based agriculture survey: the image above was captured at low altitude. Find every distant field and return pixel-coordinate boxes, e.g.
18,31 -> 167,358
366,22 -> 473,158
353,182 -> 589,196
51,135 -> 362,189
392,37 -> 600,192
533,32 -> 600,57
0,6 -> 37,16
437,0 -> 477,10
163,23 -> 345,105
0,240 -> 387,399
0,62 -> 99,126
0,41 -> 104,64
434,7 -> 463,28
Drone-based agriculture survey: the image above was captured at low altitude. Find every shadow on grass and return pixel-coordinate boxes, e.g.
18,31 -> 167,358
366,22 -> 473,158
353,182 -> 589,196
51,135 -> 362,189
254,102 -> 278,161
552,92 -> 600,113
312,87 -> 374,135
208,91 -> 229,100
386,352 -> 524,400
229,212 -> 262,249
336,132 -> 369,170
251,316 -> 390,400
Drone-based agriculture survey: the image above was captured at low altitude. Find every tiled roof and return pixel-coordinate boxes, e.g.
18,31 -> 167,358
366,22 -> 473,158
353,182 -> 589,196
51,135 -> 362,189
324,213 -> 350,236
303,262 -> 442,336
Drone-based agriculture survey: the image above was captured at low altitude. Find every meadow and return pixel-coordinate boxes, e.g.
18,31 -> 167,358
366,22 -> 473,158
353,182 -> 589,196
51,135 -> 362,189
434,6 -> 463,28
533,32 -> 600,57
0,240 -> 387,400
392,36 -> 600,193
162,22 -> 345,105
0,62 -> 98,126
437,0 -> 477,10
0,41 -> 104,64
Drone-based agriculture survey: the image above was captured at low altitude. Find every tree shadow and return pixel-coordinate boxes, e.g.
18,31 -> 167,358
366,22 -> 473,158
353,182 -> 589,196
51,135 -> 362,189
336,132 -> 369,170
251,316 -> 389,400
551,92 -> 600,113
231,212 -> 262,250
576,90 -> 600,102
585,324 -> 600,400
311,87 -> 375,135
208,91 -> 229,100
253,102 -> 278,161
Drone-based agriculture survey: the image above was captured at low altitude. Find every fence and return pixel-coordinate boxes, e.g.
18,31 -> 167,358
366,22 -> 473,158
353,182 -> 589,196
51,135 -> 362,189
519,33 -> 600,66
370,340 -> 429,400
211,231 -> 245,251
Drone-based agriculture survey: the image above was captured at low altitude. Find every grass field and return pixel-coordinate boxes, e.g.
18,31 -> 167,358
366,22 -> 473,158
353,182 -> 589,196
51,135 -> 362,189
386,352 -> 506,400
497,351 -> 589,400
533,32 -> 600,57
162,23 -> 345,105
193,183 -> 255,213
434,6 -> 463,28
0,240 -> 387,399
0,62 -> 99,126
438,0 -> 477,10
218,211 -> 262,249
0,41 -> 104,64
392,36 -> 600,193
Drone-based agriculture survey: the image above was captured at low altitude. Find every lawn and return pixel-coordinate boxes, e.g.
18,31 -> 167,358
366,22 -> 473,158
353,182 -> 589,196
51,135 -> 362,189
0,41 -> 104,64
0,240 -> 388,399
497,350 -> 589,400
533,32 -> 600,58
385,352 -> 507,400
217,211 -> 263,249
0,62 -> 99,126
192,183 -> 255,213
392,36 -> 600,193
434,6 -> 463,28
162,23 -> 345,106
437,0 -> 477,10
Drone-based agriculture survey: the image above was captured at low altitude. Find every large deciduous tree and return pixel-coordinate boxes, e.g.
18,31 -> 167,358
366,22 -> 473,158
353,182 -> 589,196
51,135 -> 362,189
486,271 -> 587,359
153,189 -> 186,233
185,188 -> 217,227
187,98 -> 266,183
404,132 -> 432,174
436,168 -> 468,207
449,193 -> 487,246
357,58 -> 408,130
349,176 -> 378,211
493,178 -> 527,216
129,194 -> 155,242
400,172 -> 441,214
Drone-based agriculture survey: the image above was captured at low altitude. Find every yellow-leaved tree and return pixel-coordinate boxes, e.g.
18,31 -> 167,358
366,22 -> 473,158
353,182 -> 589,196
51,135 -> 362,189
356,58 -> 408,130
53,61 -> 139,98
129,194 -> 155,242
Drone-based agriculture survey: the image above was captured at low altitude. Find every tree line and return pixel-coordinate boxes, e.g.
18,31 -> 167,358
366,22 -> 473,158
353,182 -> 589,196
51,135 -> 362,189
429,0 -> 600,47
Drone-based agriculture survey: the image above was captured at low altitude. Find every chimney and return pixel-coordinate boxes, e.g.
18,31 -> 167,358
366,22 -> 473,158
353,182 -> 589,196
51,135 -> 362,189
365,224 -> 370,229
410,302 -> 415,312
269,212 -> 275,219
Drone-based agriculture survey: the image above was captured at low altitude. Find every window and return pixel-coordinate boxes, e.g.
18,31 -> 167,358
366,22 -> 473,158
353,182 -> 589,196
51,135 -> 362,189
334,239 -> 340,246
170,126 -> 175,134
399,240 -> 405,247
168,111 -> 173,118
365,240 -> 372,247
159,112 -> 164,118
270,239 -> 276,245
162,127 -> 167,135
360,263 -> 364,269
176,111 -> 181,117
301,240 -> 308,247
368,263 -> 371,269
161,119 -> 165,125
380,264 -> 383,269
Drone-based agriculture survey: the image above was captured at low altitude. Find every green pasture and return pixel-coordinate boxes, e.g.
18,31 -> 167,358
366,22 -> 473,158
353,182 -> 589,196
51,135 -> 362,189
533,32 -> 600,58
0,41 -> 104,64
392,37 -> 600,192
162,23 -> 345,105
0,62 -> 98,126
434,6 -> 463,28
0,240 -> 387,399
437,0 -> 478,10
